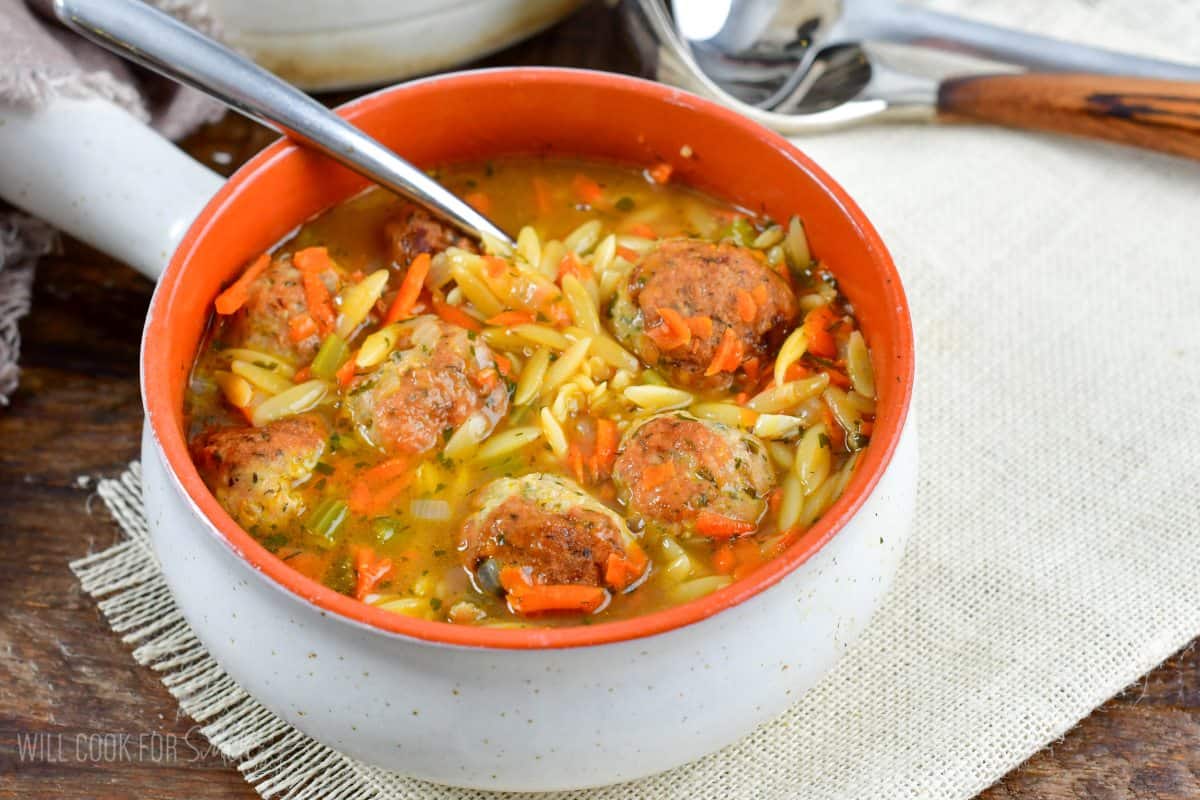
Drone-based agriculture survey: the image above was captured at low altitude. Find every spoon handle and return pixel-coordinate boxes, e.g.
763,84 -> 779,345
938,74 -> 1200,161
49,0 -> 513,245
882,4 -> 1200,83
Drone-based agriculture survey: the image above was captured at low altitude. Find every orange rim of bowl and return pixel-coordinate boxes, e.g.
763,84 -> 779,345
143,67 -> 914,650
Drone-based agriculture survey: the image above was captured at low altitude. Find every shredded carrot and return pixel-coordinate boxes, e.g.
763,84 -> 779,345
492,352 -> 513,378
647,307 -> 691,351
572,173 -> 605,205
736,289 -> 758,322
860,419 -> 875,437
659,307 -> 692,343
766,527 -> 803,559
802,305 -> 838,358
556,251 -> 593,283
704,327 -> 744,376
473,368 -> 500,394
502,568 -> 607,614
294,246 -> 336,275
735,391 -> 749,405
592,419 -> 619,478
784,362 -> 812,382
464,191 -> 492,215
301,271 -> 335,334
742,356 -> 761,382
518,584 -> 607,615
767,487 -> 782,514
284,551 -> 329,581
362,457 -> 411,486
483,256 -> 509,278
353,546 -> 394,600
693,510 -> 757,538
499,566 -> 528,592
604,548 -> 648,591
545,300 -> 572,328
431,292 -> 483,332
616,246 -> 641,262
348,482 -> 372,515
213,253 -> 270,315
822,404 -> 845,450
348,457 -> 412,514
532,177 -> 553,214
712,543 -> 736,575
752,284 -> 769,306
567,442 -> 586,484
732,537 -> 765,579
383,252 -> 431,324
288,313 -> 318,343
686,315 -> 713,339
335,355 -> 358,387
647,161 -> 674,184
641,461 -> 676,490
486,310 -> 535,327
628,222 -> 657,239
824,368 -> 852,389
292,365 -> 312,383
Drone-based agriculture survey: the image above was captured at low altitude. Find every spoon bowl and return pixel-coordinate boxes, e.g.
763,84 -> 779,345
671,0 -> 1200,111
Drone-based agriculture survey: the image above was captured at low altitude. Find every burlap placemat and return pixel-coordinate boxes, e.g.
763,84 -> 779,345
72,1 -> 1200,798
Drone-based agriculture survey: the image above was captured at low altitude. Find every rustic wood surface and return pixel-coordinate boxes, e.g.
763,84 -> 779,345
1,3 -> 1197,798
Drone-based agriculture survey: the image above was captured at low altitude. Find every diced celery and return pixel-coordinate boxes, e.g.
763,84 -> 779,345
310,334 -> 349,380
306,499 -> 348,546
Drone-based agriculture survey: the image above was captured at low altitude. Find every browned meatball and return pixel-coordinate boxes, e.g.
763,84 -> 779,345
228,256 -> 341,362
611,413 -> 775,534
191,414 -> 327,532
459,475 -> 646,596
386,206 -> 477,266
343,316 -> 508,456
609,239 -> 798,390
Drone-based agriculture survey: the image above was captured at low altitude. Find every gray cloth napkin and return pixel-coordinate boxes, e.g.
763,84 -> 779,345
0,0 -> 223,404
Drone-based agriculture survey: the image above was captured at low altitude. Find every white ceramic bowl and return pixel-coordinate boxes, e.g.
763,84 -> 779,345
0,69 -> 916,791
208,0 -> 585,90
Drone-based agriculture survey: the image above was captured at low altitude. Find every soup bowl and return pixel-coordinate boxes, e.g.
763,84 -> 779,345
0,68 -> 915,790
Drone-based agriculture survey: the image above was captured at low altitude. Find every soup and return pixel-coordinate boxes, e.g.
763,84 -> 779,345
185,157 -> 877,627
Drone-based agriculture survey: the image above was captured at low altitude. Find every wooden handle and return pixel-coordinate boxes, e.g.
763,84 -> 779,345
938,74 -> 1200,160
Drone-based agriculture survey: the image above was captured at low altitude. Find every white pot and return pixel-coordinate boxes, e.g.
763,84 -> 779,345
0,69 -> 917,791
208,0 -> 585,90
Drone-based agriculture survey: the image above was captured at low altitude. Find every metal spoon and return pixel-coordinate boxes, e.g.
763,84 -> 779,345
627,0 -> 926,133
38,0 -> 514,246
674,0 -> 1200,111
624,0 -> 1200,161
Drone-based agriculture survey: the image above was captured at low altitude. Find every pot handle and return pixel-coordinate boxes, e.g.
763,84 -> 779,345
0,95 -> 224,280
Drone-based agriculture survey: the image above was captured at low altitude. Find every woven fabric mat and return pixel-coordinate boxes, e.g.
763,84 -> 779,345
73,1 -> 1200,798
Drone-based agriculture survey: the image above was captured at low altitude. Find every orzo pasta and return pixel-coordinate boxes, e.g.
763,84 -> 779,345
185,157 -> 877,627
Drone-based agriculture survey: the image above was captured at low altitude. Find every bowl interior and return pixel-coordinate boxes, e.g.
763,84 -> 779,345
144,68 -> 913,649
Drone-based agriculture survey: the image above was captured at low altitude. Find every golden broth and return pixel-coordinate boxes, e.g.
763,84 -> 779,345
185,157 -> 874,628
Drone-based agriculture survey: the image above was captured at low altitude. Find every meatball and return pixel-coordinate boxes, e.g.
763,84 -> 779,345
386,206 -> 476,266
228,256 -> 341,362
611,412 -> 775,535
342,315 -> 509,456
191,413 -> 328,532
459,475 -> 647,601
608,239 -> 798,390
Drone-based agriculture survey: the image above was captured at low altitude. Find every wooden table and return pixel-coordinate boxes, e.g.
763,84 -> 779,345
1,3 -> 1197,797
